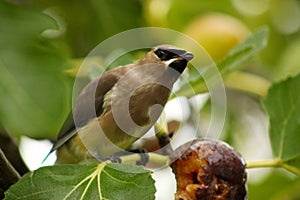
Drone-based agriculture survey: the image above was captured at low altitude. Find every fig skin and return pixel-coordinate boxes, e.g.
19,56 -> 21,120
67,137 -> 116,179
171,139 -> 247,200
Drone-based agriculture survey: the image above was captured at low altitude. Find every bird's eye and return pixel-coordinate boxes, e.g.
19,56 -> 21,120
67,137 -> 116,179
154,49 -> 167,60
154,48 -> 181,61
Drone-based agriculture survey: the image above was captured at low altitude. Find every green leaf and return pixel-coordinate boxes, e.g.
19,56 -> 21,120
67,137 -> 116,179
0,2 -> 73,138
174,27 -> 269,97
248,170 -> 300,200
263,74 -> 300,175
28,0 -> 145,57
4,163 -> 156,200
275,35 -> 300,81
104,49 -> 137,72
218,26 -> 269,75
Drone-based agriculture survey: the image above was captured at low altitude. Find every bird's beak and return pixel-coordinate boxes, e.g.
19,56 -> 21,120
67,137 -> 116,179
181,52 -> 194,61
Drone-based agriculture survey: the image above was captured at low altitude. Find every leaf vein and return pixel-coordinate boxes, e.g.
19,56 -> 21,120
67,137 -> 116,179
278,92 -> 299,158
102,169 -> 148,188
63,166 -> 98,200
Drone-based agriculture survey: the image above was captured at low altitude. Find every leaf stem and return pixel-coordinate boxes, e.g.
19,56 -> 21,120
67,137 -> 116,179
281,163 -> 300,176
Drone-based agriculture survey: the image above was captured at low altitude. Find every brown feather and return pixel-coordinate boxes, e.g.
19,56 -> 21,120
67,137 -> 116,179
51,45 -> 193,163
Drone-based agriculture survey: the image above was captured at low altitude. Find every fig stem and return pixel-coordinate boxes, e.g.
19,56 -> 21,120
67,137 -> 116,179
246,159 -> 281,169
246,159 -> 300,176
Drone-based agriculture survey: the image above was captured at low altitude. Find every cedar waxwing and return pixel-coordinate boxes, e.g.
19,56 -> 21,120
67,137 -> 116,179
49,45 -> 193,164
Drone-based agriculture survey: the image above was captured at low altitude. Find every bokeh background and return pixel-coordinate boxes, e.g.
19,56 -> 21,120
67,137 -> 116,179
1,0 -> 300,199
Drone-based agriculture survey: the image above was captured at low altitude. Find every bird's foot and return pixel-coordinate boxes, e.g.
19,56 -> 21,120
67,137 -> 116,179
96,155 -> 121,163
129,149 -> 149,166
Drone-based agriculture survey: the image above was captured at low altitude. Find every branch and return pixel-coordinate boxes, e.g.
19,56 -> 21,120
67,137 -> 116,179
0,127 -> 29,175
0,148 -> 20,199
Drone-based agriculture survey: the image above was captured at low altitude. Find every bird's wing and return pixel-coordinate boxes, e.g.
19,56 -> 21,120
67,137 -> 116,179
51,66 -> 132,152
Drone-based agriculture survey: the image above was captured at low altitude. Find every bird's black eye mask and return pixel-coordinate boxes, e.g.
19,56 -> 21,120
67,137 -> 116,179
154,48 -> 186,61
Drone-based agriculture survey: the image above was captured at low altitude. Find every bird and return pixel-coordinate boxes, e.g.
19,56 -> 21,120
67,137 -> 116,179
48,45 -> 194,164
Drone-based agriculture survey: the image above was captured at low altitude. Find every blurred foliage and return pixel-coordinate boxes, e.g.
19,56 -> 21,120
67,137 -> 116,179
0,1 -> 72,139
174,27 -> 268,97
1,0 -> 300,199
248,170 -> 300,200
25,0 -> 145,57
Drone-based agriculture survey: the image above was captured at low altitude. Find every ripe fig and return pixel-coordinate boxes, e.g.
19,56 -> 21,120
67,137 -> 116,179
171,139 -> 247,200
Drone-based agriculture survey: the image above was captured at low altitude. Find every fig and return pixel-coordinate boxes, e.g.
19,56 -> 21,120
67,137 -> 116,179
182,13 -> 249,61
171,139 -> 247,200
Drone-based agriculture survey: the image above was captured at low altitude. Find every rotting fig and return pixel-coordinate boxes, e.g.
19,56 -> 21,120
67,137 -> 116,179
171,139 -> 247,200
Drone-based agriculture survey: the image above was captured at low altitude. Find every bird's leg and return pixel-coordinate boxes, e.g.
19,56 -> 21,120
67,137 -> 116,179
89,150 -> 149,165
154,120 -> 176,156
95,155 -> 122,163
156,132 -> 173,156
130,149 -> 149,166
111,149 -> 149,166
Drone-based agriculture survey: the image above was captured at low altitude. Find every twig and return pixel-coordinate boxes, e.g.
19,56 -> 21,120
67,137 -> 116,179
0,148 -> 20,198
